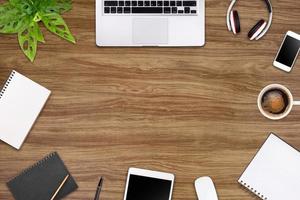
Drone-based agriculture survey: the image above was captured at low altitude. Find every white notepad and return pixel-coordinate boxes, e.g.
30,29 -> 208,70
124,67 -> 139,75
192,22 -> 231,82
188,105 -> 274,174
0,70 -> 51,149
238,133 -> 300,200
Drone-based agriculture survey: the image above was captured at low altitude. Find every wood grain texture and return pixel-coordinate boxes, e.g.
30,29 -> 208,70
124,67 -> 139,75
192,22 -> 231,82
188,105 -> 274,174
0,0 -> 300,199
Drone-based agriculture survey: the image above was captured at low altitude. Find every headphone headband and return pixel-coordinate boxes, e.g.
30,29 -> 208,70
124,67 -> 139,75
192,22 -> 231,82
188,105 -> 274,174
226,0 -> 273,40
263,0 -> 273,13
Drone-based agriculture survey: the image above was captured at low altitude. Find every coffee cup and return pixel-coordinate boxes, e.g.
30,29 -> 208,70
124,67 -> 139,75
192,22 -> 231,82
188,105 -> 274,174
257,84 -> 300,120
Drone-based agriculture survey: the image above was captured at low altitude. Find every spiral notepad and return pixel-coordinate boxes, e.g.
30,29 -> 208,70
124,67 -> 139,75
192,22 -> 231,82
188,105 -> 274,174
0,70 -> 50,149
7,152 -> 78,200
238,133 -> 300,200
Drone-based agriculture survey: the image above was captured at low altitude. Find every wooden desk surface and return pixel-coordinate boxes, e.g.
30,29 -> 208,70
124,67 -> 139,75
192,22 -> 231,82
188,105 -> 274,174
0,0 -> 300,199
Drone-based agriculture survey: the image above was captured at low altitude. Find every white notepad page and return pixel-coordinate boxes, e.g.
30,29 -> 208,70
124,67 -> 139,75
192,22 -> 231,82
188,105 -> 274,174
238,133 -> 300,200
0,70 -> 51,149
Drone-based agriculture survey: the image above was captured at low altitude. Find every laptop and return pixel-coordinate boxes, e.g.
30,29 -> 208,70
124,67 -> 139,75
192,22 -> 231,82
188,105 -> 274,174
96,0 -> 205,46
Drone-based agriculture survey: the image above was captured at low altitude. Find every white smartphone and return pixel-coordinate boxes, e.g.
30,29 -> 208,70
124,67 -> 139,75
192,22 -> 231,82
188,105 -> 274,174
273,31 -> 300,72
123,168 -> 175,200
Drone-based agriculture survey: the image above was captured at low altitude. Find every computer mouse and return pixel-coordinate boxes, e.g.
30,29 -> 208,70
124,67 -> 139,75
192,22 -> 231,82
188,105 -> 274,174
195,176 -> 218,200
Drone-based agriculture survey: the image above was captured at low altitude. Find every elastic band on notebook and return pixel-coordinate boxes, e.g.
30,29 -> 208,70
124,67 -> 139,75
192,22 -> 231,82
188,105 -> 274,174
8,152 -> 57,184
0,71 -> 16,100
239,180 -> 268,200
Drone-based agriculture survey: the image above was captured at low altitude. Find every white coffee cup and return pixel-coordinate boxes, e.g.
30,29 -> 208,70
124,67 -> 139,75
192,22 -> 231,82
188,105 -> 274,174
257,84 -> 300,120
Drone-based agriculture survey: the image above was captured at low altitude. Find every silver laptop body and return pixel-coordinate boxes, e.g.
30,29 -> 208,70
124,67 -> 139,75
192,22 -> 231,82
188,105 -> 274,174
96,0 -> 205,46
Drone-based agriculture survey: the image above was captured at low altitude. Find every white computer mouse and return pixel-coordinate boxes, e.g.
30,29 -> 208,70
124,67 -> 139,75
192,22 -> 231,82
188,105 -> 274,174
195,176 -> 219,200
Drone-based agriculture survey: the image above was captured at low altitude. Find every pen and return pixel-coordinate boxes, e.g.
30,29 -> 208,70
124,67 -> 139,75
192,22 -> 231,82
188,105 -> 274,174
50,174 -> 69,200
94,177 -> 103,200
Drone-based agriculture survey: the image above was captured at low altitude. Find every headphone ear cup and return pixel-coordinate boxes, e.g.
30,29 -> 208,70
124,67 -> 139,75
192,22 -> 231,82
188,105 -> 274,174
230,10 -> 241,34
248,19 -> 267,40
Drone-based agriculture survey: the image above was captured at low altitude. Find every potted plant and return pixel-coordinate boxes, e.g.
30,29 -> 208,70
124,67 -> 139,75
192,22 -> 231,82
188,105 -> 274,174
0,0 -> 76,62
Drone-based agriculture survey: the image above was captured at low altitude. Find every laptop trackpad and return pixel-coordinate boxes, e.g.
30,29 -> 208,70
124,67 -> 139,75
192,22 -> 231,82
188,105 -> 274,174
133,18 -> 168,45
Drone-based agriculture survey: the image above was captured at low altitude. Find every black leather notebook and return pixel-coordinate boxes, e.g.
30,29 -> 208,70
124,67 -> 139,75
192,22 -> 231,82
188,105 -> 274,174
7,152 -> 78,200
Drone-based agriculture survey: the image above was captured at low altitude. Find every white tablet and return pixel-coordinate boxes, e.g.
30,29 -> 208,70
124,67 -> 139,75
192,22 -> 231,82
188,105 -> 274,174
123,168 -> 175,200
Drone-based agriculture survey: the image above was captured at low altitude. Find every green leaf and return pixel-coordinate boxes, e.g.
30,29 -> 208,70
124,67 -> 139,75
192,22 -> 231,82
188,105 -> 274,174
37,0 -> 72,14
0,12 -> 30,33
41,13 -> 75,43
0,3 -> 31,33
9,0 -> 36,15
56,0 -> 72,13
35,23 -> 45,43
45,0 -> 72,14
36,0 -> 55,11
0,3 -> 10,13
32,13 -> 44,42
33,12 -> 42,22
18,22 -> 39,62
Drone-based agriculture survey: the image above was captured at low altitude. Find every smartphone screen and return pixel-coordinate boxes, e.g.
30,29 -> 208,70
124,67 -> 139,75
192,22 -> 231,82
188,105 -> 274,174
276,35 -> 300,67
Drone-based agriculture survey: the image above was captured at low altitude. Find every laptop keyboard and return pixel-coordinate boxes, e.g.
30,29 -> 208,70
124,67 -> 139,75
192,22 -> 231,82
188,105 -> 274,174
103,0 -> 197,15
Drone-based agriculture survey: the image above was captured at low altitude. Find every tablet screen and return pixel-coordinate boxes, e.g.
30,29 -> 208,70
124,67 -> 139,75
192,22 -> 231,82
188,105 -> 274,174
125,174 -> 172,200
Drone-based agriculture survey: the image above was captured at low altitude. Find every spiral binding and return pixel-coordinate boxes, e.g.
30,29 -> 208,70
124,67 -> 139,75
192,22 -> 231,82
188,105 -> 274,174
239,180 -> 268,200
8,152 -> 57,184
0,70 -> 16,100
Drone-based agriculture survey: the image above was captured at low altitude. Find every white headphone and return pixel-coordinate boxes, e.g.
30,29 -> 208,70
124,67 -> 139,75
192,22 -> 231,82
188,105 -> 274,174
226,0 -> 273,40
